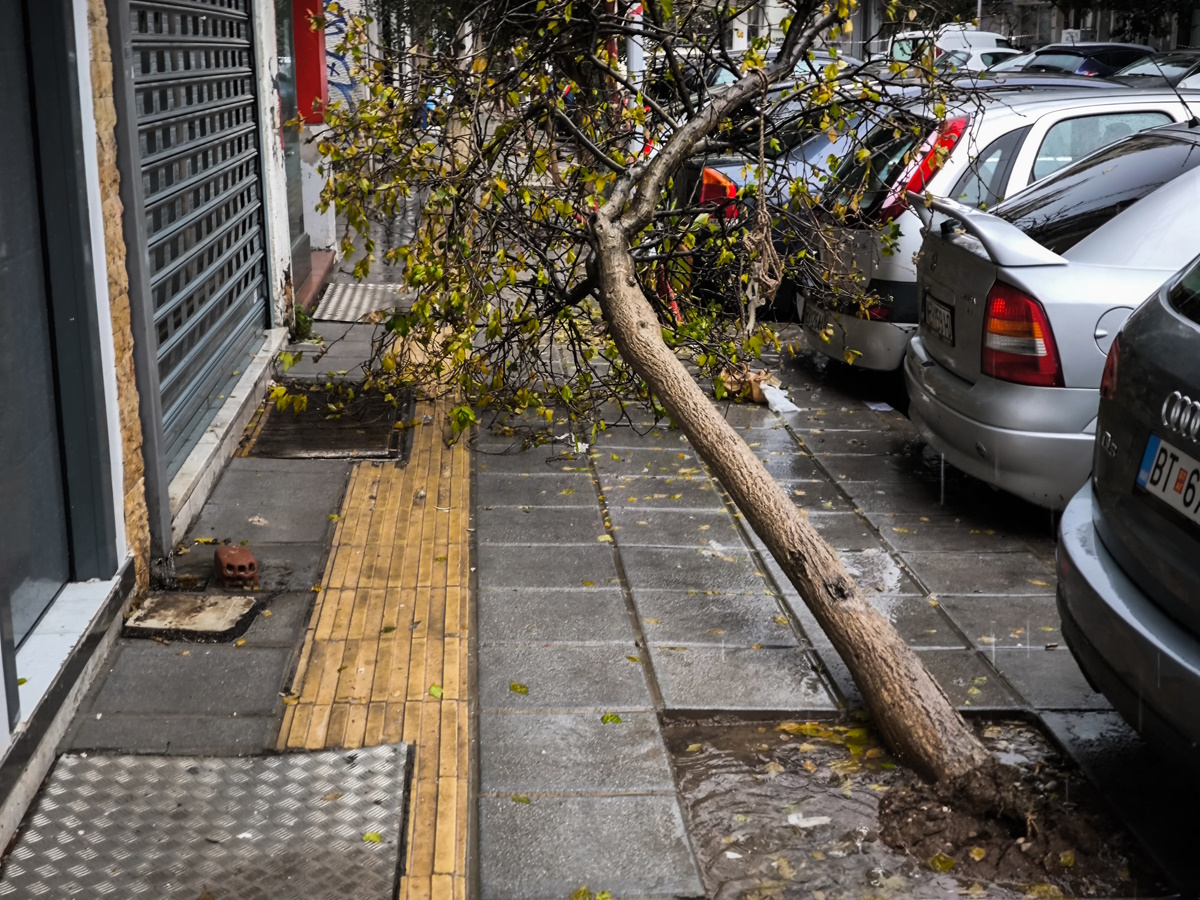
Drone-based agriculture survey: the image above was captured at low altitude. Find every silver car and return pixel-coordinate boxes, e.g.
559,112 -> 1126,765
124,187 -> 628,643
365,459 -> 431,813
799,89 -> 1199,370
904,124 -> 1200,509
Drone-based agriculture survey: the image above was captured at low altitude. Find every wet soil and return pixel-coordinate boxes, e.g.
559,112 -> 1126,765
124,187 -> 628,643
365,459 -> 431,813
664,715 -> 1164,899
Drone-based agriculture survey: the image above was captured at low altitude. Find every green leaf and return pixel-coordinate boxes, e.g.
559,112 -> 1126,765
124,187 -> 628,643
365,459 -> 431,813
601,713 -> 622,724
928,851 -> 956,872
510,682 -> 529,695
362,832 -> 383,843
511,794 -> 531,804
428,684 -> 443,699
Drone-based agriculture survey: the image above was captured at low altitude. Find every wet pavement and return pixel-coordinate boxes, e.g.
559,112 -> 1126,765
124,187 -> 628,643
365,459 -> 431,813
471,326 -> 1198,897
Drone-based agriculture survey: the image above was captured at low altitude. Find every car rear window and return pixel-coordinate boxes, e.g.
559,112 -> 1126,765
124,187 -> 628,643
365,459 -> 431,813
1117,54 -> 1200,78
1169,254 -> 1200,325
993,133 -> 1200,254
827,118 -> 929,215
1026,52 -> 1084,72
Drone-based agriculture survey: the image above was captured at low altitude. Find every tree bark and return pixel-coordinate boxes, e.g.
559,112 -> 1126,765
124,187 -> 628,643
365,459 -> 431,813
590,211 -> 992,783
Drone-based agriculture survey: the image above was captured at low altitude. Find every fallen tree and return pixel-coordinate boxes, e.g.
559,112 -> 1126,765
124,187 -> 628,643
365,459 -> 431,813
310,0 -> 998,783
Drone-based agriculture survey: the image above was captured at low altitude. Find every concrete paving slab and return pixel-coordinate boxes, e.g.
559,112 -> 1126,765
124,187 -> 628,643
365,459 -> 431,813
937,594 -> 1061,649
479,711 -> 674,793
632,589 -> 801,648
479,794 -> 703,899
607,506 -> 741,548
477,472 -> 597,508
867,513 -> 1034,552
90,642 -> 293,717
785,407 -> 890,432
840,549 -> 921,594
913,649 -> 1022,709
620,546 -> 767,594
599,474 -> 727,510
474,444 -> 582,475
778,480 -> 857,510
902,550 -> 1056,595
990,648 -> 1110,711
712,403 -> 787,429
240,592 -> 317,646
802,429 -> 921,455
649,645 -> 836,711
827,479 -> 967,515
590,426 -> 691,449
748,512 -> 880,552
868,595 -> 970,649
590,445 -> 705,475
66,712 -> 276,756
478,589 -> 635,643
171,541 -> 329,593
478,644 -> 652,711
757,452 -> 824,482
186,459 -> 351,544
475,543 -> 619,589
476,506 -> 606,544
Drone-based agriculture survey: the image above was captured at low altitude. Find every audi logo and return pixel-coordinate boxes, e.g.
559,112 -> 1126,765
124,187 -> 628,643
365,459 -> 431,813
1161,391 -> 1200,441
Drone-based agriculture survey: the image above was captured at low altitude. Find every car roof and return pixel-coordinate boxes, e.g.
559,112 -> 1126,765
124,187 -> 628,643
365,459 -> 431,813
931,87 -> 1199,118
1034,42 -> 1154,53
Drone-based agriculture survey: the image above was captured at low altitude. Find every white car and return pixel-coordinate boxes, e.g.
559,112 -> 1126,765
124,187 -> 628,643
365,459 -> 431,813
935,46 -> 1023,72
797,89 -> 1200,370
886,25 -> 1013,64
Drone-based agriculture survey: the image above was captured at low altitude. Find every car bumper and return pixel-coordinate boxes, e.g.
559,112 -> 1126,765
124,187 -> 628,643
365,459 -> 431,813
1058,486 -> 1200,759
904,339 -> 1094,509
798,298 -> 917,371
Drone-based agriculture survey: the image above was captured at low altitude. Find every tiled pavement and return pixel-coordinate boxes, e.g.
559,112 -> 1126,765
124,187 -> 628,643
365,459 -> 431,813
472,338 -> 1109,898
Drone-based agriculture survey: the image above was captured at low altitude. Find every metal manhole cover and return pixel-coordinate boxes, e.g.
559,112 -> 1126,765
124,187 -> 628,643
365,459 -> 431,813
0,744 -> 411,899
245,390 -> 414,461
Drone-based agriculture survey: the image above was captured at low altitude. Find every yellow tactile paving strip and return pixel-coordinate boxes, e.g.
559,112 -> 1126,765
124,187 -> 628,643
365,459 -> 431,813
276,400 -> 472,899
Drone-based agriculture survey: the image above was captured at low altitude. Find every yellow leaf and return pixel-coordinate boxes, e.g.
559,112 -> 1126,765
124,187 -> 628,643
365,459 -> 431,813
801,759 -> 817,772
1059,850 -> 1075,868
581,580 -> 595,587
597,535 -> 613,543
235,638 -> 247,647
687,743 -> 702,752
773,615 -> 789,627
969,847 -> 986,862
194,537 -> 216,545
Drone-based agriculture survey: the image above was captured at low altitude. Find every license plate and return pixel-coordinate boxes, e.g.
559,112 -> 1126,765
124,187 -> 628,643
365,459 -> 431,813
924,295 -> 954,346
1137,433 -> 1200,519
803,298 -> 827,334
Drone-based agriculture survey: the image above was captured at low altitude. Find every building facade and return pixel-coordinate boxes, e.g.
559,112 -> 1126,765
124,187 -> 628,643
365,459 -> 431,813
0,0 -> 336,846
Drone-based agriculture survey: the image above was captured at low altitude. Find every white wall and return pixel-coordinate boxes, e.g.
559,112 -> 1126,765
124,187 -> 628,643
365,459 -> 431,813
252,0 -> 297,324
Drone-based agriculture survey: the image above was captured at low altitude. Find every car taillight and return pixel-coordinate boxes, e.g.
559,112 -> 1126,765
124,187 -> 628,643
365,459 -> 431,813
981,282 -> 1065,388
1099,335 -> 1121,400
699,167 -> 738,219
880,116 -> 969,223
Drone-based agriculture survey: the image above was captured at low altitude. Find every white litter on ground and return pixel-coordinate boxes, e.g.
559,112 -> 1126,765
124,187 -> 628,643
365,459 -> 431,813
760,384 -> 800,414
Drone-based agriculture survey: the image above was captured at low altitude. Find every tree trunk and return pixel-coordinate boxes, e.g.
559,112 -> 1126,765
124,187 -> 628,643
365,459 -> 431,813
590,212 -> 992,783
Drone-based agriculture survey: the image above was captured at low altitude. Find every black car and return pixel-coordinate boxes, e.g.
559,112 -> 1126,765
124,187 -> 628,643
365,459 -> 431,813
1058,251 -> 1200,761
994,41 -> 1153,77
1110,49 -> 1200,87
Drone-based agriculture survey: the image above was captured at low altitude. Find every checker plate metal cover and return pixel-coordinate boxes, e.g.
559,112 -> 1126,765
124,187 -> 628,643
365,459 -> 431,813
0,744 -> 410,898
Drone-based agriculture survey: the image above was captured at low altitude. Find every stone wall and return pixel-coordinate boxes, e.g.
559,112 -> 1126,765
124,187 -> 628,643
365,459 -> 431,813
88,0 -> 151,598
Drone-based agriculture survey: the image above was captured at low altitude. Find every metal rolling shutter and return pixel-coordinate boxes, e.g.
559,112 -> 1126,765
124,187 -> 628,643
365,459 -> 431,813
131,0 -> 270,473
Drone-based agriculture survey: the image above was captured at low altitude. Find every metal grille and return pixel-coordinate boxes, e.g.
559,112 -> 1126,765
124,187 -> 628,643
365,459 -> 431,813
131,0 -> 270,472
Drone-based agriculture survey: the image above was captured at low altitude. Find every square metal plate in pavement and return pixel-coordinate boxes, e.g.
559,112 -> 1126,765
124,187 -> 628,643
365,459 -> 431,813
0,744 -> 410,899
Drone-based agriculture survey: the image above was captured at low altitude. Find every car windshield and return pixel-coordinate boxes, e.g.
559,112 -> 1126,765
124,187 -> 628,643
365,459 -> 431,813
1115,53 -> 1200,78
1168,253 -> 1200,325
891,38 -> 931,63
988,52 -> 1034,71
993,133 -> 1200,254
1025,52 -> 1085,73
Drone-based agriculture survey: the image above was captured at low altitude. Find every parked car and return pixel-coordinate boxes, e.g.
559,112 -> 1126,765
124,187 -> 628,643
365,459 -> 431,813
904,123 -> 1200,508
934,46 -> 1023,72
989,41 -> 1153,77
797,89 -> 1195,370
1057,250 -> 1200,762
885,25 -> 1013,64
1110,49 -> 1200,87
958,71 -> 1130,90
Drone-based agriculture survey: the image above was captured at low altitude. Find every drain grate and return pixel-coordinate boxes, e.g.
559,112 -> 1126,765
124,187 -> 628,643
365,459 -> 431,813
244,389 -> 414,460
0,744 -> 411,899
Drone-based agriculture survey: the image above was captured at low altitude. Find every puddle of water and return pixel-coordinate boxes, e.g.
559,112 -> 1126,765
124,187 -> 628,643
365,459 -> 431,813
664,715 -> 1162,899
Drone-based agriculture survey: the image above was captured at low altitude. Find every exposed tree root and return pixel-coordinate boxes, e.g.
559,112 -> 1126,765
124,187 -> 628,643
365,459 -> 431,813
879,757 -> 1121,889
